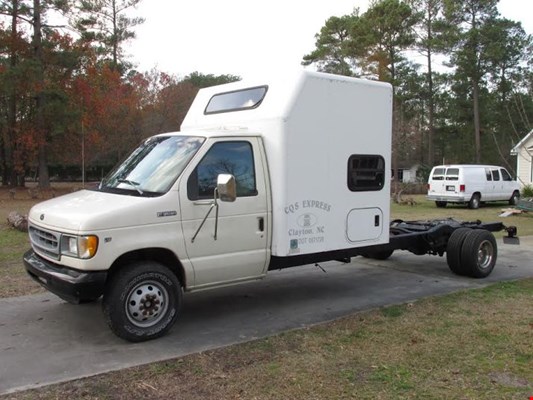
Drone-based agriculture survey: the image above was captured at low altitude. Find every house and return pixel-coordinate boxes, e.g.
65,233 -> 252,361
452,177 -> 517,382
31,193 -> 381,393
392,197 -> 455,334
510,129 -> 533,186
393,163 -> 419,183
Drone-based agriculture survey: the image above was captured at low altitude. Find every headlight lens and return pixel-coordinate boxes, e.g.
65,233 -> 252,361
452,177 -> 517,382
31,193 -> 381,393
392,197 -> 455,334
61,235 -> 98,259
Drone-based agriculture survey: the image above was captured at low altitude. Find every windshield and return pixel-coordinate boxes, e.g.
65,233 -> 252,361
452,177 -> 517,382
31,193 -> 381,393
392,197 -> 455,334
99,135 -> 205,196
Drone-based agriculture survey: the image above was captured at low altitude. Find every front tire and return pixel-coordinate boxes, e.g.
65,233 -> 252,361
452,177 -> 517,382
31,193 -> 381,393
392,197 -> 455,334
509,191 -> 520,206
103,261 -> 182,342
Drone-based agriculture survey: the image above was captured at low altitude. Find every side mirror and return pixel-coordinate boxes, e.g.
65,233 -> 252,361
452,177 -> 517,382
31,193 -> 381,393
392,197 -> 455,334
217,174 -> 236,202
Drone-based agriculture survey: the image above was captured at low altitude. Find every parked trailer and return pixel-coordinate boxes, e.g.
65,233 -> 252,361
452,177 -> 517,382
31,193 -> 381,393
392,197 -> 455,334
23,71 -> 519,342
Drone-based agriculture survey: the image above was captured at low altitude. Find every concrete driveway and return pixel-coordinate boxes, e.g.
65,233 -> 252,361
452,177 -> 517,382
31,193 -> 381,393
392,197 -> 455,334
1,237 -> 532,394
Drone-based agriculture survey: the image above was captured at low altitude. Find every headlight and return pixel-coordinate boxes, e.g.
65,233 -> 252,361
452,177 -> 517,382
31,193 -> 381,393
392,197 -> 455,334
61,235 -> 98,259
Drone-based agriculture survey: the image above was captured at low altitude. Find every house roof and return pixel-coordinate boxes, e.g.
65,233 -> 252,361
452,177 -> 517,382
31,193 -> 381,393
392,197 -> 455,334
511,129 -> 533,155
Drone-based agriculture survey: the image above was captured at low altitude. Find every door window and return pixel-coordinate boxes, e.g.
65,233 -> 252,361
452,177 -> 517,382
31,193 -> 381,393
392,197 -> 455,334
485,168 -> 492,181
491,169 -> 500,181
500,169 -> 512,181
188,141 -> 257,200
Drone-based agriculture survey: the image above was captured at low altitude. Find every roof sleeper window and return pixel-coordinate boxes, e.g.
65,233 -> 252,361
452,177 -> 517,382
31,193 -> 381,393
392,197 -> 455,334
205,86 -> 268,114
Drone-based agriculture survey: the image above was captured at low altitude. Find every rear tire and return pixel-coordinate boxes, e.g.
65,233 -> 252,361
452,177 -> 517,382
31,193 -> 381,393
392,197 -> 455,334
460,230 -> 497,278
468,194 -> 480,209
446,228 -> 471,275
509,191 -> 520,206
435,201 -> 447,208
103,261 -> 182,342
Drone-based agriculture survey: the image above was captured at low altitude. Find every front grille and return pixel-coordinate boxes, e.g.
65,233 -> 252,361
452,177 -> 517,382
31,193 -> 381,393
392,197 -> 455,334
29,225 -> 60,260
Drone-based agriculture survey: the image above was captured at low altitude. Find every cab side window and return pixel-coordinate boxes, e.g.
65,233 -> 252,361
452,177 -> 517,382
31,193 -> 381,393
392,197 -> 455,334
187,141 -> 257,200
491,169 -> 500,181
500,169 -> 512,181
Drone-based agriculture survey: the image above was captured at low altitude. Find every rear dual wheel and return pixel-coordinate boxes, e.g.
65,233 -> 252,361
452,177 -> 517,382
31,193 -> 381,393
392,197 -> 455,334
446,229 -> 497,278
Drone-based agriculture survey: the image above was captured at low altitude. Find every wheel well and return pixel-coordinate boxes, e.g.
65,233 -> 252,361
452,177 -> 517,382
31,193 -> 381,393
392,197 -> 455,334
108,248 -> 186,288
472,192 -> 481,199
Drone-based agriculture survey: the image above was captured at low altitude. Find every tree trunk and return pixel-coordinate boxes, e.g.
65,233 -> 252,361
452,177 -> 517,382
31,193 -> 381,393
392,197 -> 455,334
7,211 -> 28,232
426,10 -> 435,167
33,0 -> 50,188
472,78 -> 482,163
3,0 -> 19,187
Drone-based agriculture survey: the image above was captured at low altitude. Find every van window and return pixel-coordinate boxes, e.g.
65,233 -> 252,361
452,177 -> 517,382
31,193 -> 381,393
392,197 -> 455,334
347,155 -> 385,191
432,168 -> 445,180
187,141 -> 257,200
446,168 -> 459,181
492,169 -> 500,181
485,168 -> 492,181
501,169 -> 512,181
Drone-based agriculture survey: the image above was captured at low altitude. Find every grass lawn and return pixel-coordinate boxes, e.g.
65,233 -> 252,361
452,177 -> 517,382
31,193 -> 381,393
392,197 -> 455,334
392,194 -> 533,237
1,186 -> 532,399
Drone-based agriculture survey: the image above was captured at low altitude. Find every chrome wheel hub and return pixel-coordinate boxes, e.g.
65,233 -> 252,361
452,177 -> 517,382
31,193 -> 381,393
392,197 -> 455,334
126,281 -> 168,327
477,240 -> 494,269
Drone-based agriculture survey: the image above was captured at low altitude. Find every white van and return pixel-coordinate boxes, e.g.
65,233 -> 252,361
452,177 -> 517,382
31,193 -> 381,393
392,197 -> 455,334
427,164 -> 520,208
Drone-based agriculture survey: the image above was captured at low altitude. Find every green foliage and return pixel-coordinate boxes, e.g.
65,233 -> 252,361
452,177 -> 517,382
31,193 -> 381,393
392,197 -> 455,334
303,0 -> 533,171
521,184 -> 533,198
184,71 -> 240,89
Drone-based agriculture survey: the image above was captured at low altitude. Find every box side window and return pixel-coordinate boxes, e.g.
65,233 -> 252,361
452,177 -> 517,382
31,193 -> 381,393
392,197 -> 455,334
187,141 -> 257,200
347,155 -> 385,192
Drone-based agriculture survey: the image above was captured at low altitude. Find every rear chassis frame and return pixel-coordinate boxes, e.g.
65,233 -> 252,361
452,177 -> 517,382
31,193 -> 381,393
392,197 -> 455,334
269,218 -> 518,270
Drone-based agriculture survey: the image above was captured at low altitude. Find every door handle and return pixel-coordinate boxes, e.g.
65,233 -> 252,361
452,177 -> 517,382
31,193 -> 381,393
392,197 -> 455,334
193,200 -> 212,206
258,217 -> 264,232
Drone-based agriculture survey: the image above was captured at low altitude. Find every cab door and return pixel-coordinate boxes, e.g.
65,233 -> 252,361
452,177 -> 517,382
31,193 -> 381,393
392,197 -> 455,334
179,137 -> 269,288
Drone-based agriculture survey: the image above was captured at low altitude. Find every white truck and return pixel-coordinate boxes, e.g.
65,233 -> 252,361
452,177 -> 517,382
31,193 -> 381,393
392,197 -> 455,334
24,71 -> 518,342
427,164 -> 521,209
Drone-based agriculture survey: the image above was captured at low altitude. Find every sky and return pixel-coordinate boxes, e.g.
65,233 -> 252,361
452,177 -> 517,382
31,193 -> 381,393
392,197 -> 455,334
127,0 -> 533,81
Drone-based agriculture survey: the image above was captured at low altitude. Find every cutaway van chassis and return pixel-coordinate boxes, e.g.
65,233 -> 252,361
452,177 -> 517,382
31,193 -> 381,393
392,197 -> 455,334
270,219 -> 518,279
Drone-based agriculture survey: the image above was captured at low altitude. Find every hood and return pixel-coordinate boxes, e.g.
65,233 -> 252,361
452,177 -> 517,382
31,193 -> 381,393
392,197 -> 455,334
28,189 -> 179,232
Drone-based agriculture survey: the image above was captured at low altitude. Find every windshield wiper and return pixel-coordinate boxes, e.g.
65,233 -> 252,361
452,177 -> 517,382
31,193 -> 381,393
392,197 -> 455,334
118,179 -> 144,195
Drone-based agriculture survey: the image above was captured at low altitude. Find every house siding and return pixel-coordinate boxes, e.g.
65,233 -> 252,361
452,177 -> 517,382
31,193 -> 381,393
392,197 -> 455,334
517,138 -> 532,185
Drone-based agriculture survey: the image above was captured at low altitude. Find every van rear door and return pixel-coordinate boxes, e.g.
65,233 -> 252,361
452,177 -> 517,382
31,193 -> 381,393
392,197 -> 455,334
444,167 -> 460,194
429,167 -> 447,196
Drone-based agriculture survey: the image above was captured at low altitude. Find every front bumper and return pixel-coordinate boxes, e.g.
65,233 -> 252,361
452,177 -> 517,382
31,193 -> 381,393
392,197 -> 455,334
23,250 -> 107,304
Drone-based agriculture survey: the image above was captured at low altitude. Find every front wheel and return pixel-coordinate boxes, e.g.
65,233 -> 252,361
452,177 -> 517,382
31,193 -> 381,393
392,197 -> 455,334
103,261 -> 182,342
509,191 -> 520,206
